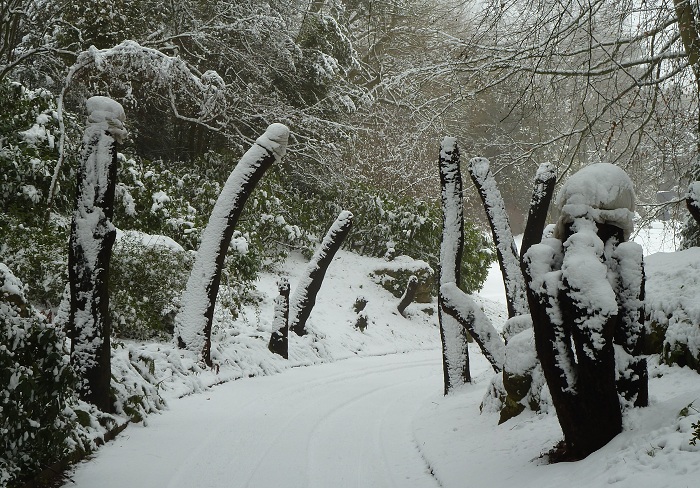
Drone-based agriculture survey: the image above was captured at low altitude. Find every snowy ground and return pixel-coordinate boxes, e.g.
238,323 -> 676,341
66,223 -> 700,488
69,350 -> 445,488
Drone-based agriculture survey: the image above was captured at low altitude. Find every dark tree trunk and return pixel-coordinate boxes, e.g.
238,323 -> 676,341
437,137 -> 471,393
175,124 -> 289,366
520,163 -> 556,261
289,211 -> 353,336
686,185 -> 700,225
268,278 -> 290,359
523,215 -> 646,460
397,275 -> 418,317
560,274 -> 622,458
69,97 -> 125,412
611,242 -> 648,407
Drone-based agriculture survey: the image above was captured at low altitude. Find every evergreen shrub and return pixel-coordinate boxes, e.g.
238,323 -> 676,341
0,264 -> 76,487
109,233 -> 194,339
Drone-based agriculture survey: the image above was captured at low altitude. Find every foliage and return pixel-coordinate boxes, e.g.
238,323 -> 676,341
109,234 -> 193,340
277,179 -> 494,294
0,79 -> 77,221
0,264 -> 76,487
0,79 -> 76,311
0,213 -> 69,309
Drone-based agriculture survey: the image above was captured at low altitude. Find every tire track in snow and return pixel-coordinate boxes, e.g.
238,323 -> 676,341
69,351 -> 443,488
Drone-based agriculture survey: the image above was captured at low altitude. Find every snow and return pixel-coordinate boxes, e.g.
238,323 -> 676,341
65,222 -> 700,488
555,163 -> 636,239
504,327 -> 538,375
69,351 -> 445,488
646,247 -> 700,358
0,263 -> 26,300
85,96 -> 127,144
115,228 -> 185,252
561,228 -> 618,353
438,137 -> 462,285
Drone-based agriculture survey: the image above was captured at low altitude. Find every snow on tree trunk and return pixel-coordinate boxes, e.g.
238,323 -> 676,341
522,163 -> 647,460
397,275 -> 418,317
268,278 -> 290,359
441,282 -> 505,372
289,211 -> 353,336
467,161 -> 551,421
520,162 -> 556,261
438,137 -> 472,392
499,163 -> 555,422
175,124 -> 289,365
468,157 -> 528,319
611,242 -> 648,407
69,96 -> 126,412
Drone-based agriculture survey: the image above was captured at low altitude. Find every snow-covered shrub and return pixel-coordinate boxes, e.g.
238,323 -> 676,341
0,264 -> 76,487
645,248 -> 700,372
110,232 -> 194,340
0,214 -> 69,309
0,79 -> 78,220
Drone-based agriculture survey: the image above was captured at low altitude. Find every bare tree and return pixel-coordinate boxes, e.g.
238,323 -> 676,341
375,0 -> 700,227
467,157 -> 528,318
520,162 -> 556,260
438,138 -> 505,392
438,137 -> 472,392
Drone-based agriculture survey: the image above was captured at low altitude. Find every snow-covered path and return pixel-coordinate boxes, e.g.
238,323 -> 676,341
69,350 -> 444,488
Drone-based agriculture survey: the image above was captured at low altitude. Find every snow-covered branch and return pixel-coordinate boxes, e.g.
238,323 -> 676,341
440,282 -> 505,373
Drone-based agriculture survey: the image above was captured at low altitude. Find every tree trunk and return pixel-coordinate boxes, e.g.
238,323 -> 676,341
520,162 -> 556,261
175,124 -> 289,366
69,97 -> 126,412
289,211 -> 353,336
673,0 -> 700,246
440,282 -> 504,373
522,166 -> 647,460
686,182 -> 700,225
438,137 -> 471,392
268,278 -> 290,359
397,275 -> 418,317
467,157 -> 528,318
611,241 -> 648,407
